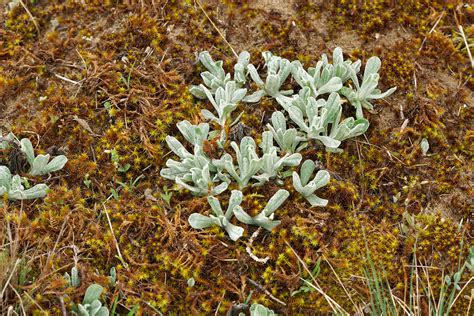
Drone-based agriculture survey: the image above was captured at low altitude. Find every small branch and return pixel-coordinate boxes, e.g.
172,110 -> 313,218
54,74 -> 81,85
247,278 -> 286,306
419,11 -> 445,52
246,228 -> 269,264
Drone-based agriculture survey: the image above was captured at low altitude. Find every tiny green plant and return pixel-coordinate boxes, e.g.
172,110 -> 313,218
233,189 -> 290,231
72,284 -> 109,316
188,190 -> 245,241
20,138 -> 67,176
64,266 -> 81,288
1,134 -> 67,205
292,160 -> 330,207
0,166 -> 49,204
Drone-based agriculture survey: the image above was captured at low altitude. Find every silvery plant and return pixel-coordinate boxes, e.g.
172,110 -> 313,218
291,47 -> 396,119
244,51 -> 294,105
254,131 -> 302,184
189,189 -> 290,240
292,160 -> 330,207
20,138 -> 68,176
188,190 -> 245,241
212,137 -> 263,189
161,48 -> 396,240
159,121 -> 229,196
0,134 -> 67,205
233,189 -> 290,231
287,91 -> 369,151
71,284 -> 109,316
200,81 -> 247,128
189,51 -> 250,98
0,166 -> 49,205
339,55 -> 396,119
266,111 -> 307,154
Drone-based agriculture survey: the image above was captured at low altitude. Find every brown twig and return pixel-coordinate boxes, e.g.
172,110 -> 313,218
18,0 -> 40,34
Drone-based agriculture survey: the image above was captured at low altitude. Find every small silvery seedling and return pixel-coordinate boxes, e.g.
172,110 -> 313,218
0,132 -> 15,150
339,56 -> 396,119
250,303 -> 276,316
188,190 -> 244,241
212,137 -> 263,189
288,92 -> 369,151
108,267 -> 117,287
160,127 -> 229,196
320,47 -> 362,84
176,120 -> 210,148
420,138 -> 429,156
20,138 -> 68,176
0,166 -> 49,205
64,266 -> 81,287
190,51 -> 250,98
326,100 -> 370,146
189,51 -> 231,98
267,111 -> 307,153
200,81 -> 247,127
71,284 -> 109,316
291,60 -> 343,98
254,131 -> 302,185
233,189 -> 289,231
292,160 -> 330,207
287,92 -> 342,150
234,51 -> 250,85
244,52 -> 293,105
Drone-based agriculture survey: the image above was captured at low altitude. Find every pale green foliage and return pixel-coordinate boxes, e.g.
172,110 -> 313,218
212,137 -> 263,189
200,81 -> 247,127
188,190 -> 245,241
159,122 -> 228,196
162,48 -> 396,239
249,303 -> 277,316
420,138 -> 429,156
20,138 -> 68,176
189,51 -> 231,98
233,189 -> 289,231
72,284 -> 109,316
254,131 -> 302,184
64,266 -> 81,287
234,51 -> 250,85
244,52 -> 293,104
190,51 -> 249,98
0,166 -> 49,204
0,134 -> 67,205
108,267 -> 116,287
288,90 -> 369,151
339,55 -> 396,119
292,160 -> 330,207
267,111 -> 306,153
189,189 -> 290,240
0,132 -> 15,150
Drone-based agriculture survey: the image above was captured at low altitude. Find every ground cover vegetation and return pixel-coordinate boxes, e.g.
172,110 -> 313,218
0,0 -> 473,315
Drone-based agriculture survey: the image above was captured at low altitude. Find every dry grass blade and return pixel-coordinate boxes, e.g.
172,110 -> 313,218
195,0 -> 238,58
322,254 -> 360,313
285,241 -> 347,314
18,0 -> 40,34
457,25 -> 474,69
102,203 -> 129,270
